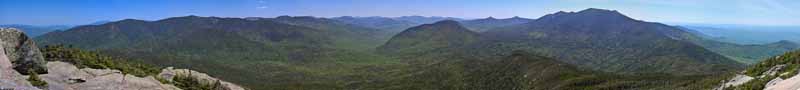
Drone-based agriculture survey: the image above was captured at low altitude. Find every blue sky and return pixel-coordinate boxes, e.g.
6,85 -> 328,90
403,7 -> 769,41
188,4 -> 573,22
1,0 -> 798,26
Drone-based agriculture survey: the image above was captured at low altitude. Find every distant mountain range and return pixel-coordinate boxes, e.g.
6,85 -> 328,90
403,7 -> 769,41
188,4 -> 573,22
678,25 -> 800,45
0,20 -> 113,37
31,8 -> 800,89
331,16 -> 535,33
331,16 -> 419,33
459,16 -> 534,32
0,24 -> 72,37
393,16 -> 463,24
668,26 -> 800,64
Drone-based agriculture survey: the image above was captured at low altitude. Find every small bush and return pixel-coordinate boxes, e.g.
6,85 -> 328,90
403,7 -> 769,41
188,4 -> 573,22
27,70 -> 47,88
171,72 -> 220,90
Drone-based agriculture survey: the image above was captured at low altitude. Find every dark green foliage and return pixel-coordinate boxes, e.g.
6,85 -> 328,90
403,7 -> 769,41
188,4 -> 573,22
40,45 -> 161,77
357,50 -> 732,90
743,50 -> 800,77
727,50 -> 800,89
170,73 -> 218,90
781,64 -> 800,79
27,70 -> 47,88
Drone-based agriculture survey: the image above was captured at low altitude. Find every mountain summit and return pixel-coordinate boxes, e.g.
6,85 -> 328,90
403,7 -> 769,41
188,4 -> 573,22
426,20 -> 462,28
534,8 -> 635,26
378,20 -> 479,54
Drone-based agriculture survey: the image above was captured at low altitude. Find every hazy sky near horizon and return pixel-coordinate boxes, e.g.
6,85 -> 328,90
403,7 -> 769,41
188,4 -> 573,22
1,0 -> 798,26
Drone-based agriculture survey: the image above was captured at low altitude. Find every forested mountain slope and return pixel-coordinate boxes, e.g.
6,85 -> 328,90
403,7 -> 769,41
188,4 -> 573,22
35,16 -> 401,89
377,20 -> 480,55
478,8 -> 743,74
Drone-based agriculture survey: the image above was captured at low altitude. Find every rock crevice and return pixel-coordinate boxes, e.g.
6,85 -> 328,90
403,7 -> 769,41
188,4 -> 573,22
0,41 -> 41,90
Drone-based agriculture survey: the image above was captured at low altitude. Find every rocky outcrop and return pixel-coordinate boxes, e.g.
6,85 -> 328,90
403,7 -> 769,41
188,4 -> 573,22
716,65 -> 793,90
159,67 -> 245,90
761,65 -> 786,78
764,69 -> 800,90
0,44 -> 41,90
0,28 -> 47,74
37,62 -> 247,90
715,74 -> 754,90
764,77 -> 783,88
40,61 -> 180,90
717,49 -> 800,90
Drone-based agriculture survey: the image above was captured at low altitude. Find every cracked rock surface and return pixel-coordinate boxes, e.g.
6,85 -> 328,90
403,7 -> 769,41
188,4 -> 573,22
40,61 -> 180,90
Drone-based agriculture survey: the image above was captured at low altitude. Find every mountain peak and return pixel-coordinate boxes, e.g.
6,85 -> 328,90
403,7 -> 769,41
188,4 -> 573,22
276,15 -> 317,19
113,19 -> 149,24
335,16 -> 356,19
776,40 -> 796,44
486,17 -> 497,20
511,16 -> 523,19
579,8 -> 619,13
118,19 -> 146,22
431,20 -> 461,26
154,16 -> 230,24
579,8 -> 626,17
160,15 -> 207,20
416,20 -> 467,31
378,20 -> 478,54
276,15 -> 291,18
535,8 -> 636,25
185,15 -> 200,18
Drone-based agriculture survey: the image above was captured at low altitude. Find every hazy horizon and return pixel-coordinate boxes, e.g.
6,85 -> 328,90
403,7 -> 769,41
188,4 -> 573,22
2,0 -> 799,26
